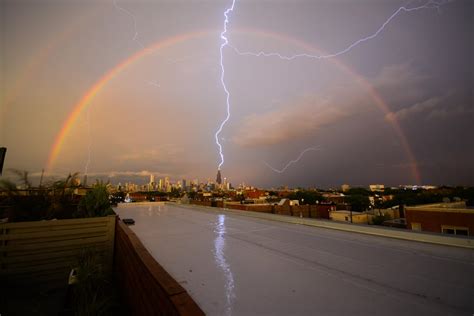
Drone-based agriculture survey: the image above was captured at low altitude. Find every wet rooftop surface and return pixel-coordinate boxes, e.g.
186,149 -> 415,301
116,203 -> 474,316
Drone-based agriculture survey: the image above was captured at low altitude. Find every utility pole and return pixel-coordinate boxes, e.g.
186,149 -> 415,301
39,169 -> 44,188
350,205 -> 353,223
0,147 -> 6,175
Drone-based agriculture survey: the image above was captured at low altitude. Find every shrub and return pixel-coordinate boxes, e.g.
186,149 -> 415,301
70,248 -> 113,316
372,213 -> 391,225
76,183 -> 114,218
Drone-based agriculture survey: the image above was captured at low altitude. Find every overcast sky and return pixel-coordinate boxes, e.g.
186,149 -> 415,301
1,0 -> 472,187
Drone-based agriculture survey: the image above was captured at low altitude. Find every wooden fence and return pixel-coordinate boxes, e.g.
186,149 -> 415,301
0,215 -> 116,286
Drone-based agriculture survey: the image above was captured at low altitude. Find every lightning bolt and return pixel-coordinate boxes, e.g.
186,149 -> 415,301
214,214 -> 235,315
230,0 -> 447,61
263,147 -> 321,174
215,0 -> 236,171
113,0 -> 145,49
215,0 -> 447,174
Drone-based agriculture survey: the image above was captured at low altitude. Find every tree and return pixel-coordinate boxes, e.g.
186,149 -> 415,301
9,169 -> 31,189
346,187 -> 370,196
75,182 -> 114,218
187,191 -> 198,200
169,187 -> 182,198
0,172 -> 50,221
346,195 -> 370,212
110,191 -> 125,205
48,172 -> 81,219
287,190 -> 324,205
371,213 -> 391,225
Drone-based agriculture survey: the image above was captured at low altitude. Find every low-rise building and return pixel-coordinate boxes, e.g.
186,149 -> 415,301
323,193 -> 345,204
341,184 -> 350,193
244,189 -> 267,199
314,202 -> 336,219
369,184 -> 385,192
405,202 -> 474,236
329,210 -> 369,224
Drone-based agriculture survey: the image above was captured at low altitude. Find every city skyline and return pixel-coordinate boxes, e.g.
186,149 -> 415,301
1,0 -> 473,187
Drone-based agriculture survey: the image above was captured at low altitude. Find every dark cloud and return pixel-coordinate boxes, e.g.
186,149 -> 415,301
1,0 -> 472,186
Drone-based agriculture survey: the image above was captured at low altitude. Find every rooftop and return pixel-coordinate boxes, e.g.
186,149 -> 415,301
116,203 -> 473,315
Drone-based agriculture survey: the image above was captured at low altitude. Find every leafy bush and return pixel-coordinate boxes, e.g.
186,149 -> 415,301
371,213 -> 391,225
287,190 -> 325,205
75,183 -> 114,218
0,171 -> 114,222
70,249 -> 114,316
345,194 -> 370,212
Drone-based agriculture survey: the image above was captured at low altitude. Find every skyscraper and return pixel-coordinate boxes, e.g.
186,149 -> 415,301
216,169 -> 222,185
149,174 -> 155,191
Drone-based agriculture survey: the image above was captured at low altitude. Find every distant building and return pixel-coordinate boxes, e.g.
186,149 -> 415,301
216,169 -> 222,185
313,202 -> 336,219
245,189 -> 266,200
164,177 -> 170,192
223,177 -> 230,191
369,184 -> 385,192
323,193 -> 345,204
406,202 -> 473,236
330,210 -> 369,224
341,184 -> 350,193
149,174 -> 155,191
71,177 -> 81,187
276,190 -> 292,198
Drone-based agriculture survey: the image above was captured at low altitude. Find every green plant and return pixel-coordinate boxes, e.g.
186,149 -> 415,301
48,172 -> 81,219
372,213 -> 391,225
0,173 -> 50,221
287,190 -> 325,205
71,248 -> 112,316
75,182 -> 114,218
345,194 -> 370,212
9,169 -> 31,189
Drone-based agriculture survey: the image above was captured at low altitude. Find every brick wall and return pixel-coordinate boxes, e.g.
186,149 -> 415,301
190,200 -> 212,207
312,205 -> 332,219
114,220 -> 204,316
274,204 -> 291,216
405,209 -> 474,234
226,203 -> 248,211
191,200 -> 332,219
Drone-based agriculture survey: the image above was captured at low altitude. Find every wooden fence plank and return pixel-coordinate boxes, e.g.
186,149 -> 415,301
6,222 -> 108,234
0,215 -> 116,286
0,216 -> 113,229
3,245 -> 108,262
0,226 -> 109,241
0,235 -> 109,252
1,242 -> 108,257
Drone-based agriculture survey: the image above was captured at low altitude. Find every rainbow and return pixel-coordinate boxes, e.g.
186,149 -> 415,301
46,28 -> 421,183
46,30 -> 210,171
